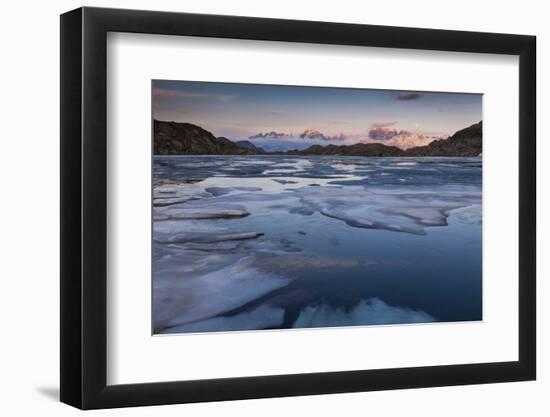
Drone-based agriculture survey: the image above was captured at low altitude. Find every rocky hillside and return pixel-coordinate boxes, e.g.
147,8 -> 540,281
154,120 -> 255,155
154,120 -> 482,157
235,140 -> 265,153
289,142 -> 404,157
292,121 -> 482,157
405,121 -> 482,157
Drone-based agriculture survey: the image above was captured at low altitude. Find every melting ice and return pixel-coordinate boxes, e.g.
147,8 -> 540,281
153,155 -> 483,334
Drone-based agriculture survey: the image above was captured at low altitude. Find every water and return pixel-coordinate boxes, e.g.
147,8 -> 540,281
152,155 -> 482,334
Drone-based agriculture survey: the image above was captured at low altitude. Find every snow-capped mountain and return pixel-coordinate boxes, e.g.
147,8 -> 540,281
368,127 -> 406,141
250,128 -> 347,142
364,127 -> 446,150
299,128 -> 347,141
249,131 -> 294,139
246,126 -> 445,152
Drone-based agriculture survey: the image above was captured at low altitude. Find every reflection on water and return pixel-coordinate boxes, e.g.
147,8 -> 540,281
153,155 -> 482,334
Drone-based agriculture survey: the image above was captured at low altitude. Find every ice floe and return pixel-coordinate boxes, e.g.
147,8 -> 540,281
155,231 -> 263,244
394,161 -> 418,167
272,179 -> 298,184
152,155 -> 482,333
159,207 -> 250,220
153,196 -> 197,207
154,256 -> 291,331
293,185 -> 481,235
264,159 -> 313,175
292,298 -> 434,328
449,204 -> 482,225
159,304 -> 285,334
205,186 -> 262,197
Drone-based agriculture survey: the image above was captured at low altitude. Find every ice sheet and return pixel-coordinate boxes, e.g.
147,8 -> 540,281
152,155 -> 482,333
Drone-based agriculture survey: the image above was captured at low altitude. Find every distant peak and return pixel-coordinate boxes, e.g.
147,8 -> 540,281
249,131 -> 293,139
299,128 -> 347,141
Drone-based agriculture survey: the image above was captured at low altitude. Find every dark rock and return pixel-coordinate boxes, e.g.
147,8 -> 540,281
405,121 -> 482,157
235,140 -> 265,153
154,120 -> 482,157
289,142 -> 404,157
154,120 -> 258,155
288,121 -> 482,157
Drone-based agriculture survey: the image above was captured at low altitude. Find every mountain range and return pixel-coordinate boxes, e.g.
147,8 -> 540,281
249,129 -> 347,142
298,128 -> 346,141
365,127 -> 444,150
248,127 -> 445,150
249,131 -> 293,139
154,120 -> 482,157
291,122 -> 482,157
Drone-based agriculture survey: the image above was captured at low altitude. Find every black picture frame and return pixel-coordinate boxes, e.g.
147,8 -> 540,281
60,6 -> 536,410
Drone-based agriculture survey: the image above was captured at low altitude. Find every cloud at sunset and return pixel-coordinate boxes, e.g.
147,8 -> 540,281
152,80 -> 481,151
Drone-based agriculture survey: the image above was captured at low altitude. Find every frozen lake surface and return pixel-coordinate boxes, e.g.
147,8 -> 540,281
153,155 -> 482,334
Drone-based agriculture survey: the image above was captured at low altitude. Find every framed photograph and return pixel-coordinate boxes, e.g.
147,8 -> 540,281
60,7 -> 536,409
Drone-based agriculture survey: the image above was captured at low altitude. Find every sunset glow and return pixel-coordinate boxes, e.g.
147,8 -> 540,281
153,80 -> 482,152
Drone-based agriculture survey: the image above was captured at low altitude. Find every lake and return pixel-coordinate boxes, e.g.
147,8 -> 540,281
152,155 -> 482,334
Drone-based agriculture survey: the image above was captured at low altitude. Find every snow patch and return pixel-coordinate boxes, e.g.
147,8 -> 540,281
293,298 -> 434,328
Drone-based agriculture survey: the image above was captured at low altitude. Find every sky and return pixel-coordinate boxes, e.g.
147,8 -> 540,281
152,80 -> 482,150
